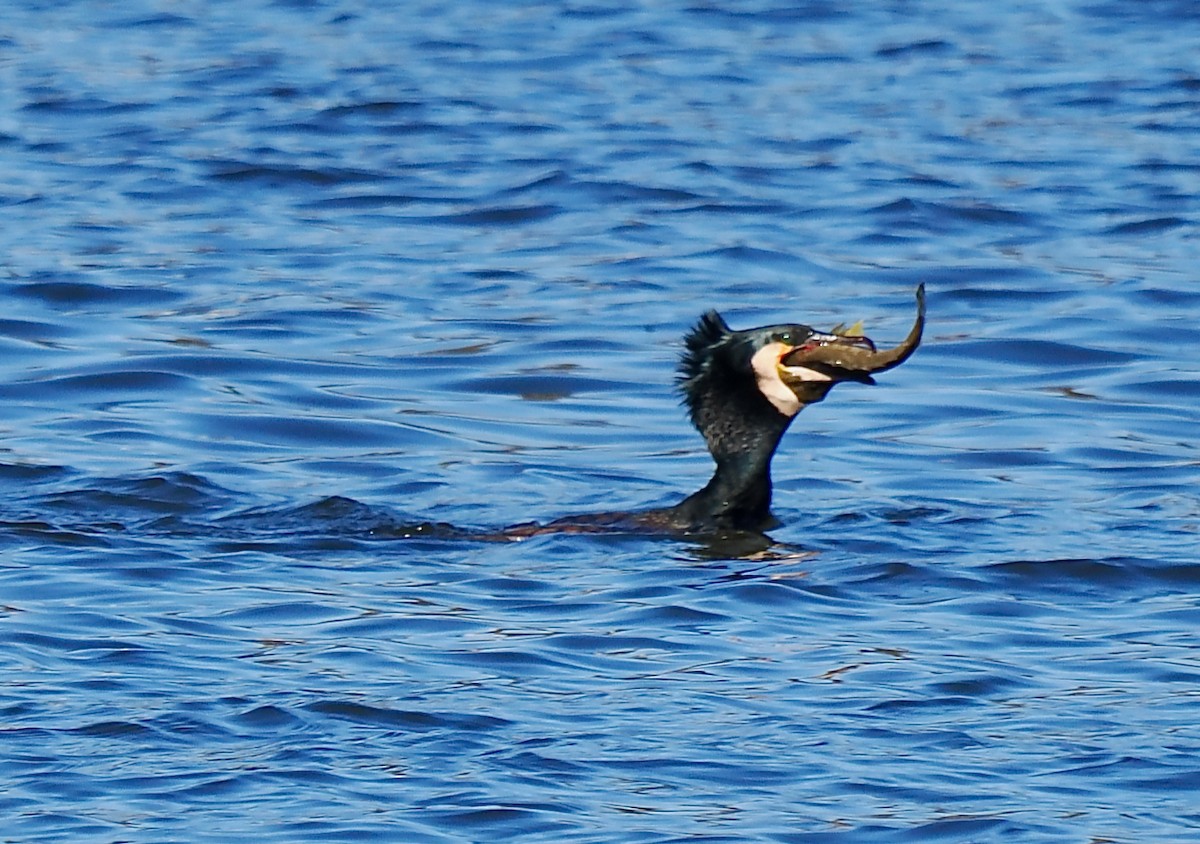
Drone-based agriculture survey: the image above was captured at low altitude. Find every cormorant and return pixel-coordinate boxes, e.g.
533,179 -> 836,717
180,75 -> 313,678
504,285 -> 925,539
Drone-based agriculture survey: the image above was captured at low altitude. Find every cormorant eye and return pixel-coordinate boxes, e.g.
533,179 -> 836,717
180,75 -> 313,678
774,330 -> 806,345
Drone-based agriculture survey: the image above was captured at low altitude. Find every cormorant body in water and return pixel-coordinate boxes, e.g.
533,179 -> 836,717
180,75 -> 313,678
503,285 -> 925,540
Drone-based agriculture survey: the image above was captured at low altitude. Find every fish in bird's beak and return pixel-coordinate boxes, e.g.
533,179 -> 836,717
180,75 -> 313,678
778,284 -> 925,396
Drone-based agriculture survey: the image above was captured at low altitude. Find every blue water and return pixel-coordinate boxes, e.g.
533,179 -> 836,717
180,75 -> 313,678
2,1 -> 1199,841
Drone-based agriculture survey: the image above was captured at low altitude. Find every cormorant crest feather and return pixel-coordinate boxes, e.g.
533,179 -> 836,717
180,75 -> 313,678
676,309 -> 741,434
677,310 -> 729,390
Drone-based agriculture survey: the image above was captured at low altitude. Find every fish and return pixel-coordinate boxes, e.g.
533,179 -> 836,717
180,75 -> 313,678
780,283 -> 925,389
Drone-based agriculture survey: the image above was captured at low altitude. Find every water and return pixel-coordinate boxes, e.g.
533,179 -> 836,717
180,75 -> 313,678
2,1 -> 1199,841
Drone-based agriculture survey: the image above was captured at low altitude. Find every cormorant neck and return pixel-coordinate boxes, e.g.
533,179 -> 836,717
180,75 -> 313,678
670,380 -> 798,532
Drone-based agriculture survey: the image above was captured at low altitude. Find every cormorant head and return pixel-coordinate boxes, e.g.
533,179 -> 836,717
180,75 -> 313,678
677,311 -> 878,426
677,285 -> 925,430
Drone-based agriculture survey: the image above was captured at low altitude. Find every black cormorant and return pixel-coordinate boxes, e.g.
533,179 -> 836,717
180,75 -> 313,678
505,285 -> 925,538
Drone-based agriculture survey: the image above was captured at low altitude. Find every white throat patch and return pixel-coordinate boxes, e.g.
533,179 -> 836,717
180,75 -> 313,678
751,342 -> 812,417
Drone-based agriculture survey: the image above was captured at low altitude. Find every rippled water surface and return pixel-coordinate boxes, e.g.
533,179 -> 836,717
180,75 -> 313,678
3,1 -> 1200,841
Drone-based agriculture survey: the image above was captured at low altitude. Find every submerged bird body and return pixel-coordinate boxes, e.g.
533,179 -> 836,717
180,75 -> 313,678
504,286 -> 925,539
